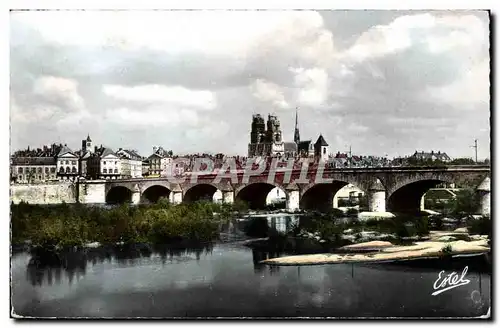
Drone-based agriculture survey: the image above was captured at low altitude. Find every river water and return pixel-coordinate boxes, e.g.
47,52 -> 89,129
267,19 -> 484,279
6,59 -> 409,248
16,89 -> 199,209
11,215 -> 491,318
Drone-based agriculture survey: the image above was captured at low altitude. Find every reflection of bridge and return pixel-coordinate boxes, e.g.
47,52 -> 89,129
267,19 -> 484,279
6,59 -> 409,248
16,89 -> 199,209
78,166 -> 491,214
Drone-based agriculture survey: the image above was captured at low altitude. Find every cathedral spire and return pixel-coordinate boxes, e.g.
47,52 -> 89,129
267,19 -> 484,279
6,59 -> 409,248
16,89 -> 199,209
294,108 -> 300,144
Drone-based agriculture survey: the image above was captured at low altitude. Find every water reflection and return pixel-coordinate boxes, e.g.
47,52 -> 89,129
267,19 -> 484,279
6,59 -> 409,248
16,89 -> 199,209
267,215 -> 300,234
25,243 -> 215,287
12,214 -> 492,318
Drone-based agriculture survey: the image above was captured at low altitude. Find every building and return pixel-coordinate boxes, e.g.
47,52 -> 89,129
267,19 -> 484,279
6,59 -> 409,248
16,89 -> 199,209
10,143 -> 75,183
145,146 -> 173,177
411,151 -> 452,162
11,157 -> 57,183
314,135 -> 329,162
116,148 -> 143,178
248,114 -> 285,157
77,134 -> 94,178
87,146 -> 121,180
142,159 -> 151,176
293,111 -> 316,158
56,145 -> 80,180
297,140 -> 315,158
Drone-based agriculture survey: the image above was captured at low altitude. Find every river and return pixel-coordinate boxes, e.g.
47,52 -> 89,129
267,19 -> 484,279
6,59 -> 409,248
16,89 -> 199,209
11,215 -> 491,318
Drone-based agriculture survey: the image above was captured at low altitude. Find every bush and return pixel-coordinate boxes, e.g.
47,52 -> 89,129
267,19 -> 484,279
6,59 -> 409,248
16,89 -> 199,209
441,244 -> 453,255
11,201 -> 231,248
345,208 -> 359,217
467,215 -> 491,236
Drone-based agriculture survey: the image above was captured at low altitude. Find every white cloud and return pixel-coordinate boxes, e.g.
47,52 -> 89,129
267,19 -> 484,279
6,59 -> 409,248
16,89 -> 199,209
9,11 -> 490,159
105,107 -> 200,128
102,84 -> 216,110
33,76 -> 85,111
10,11 -> 331,58
291,67 -> 329,107
344,13 -> 487,62
427,59 -> 490,105
250,79 -> 289,109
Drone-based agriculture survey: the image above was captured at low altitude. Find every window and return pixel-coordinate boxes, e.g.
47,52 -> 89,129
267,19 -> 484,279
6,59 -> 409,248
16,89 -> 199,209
65,160 -> 69,165
18,167 -> 23,174
38,175 -> 42,180
103,161 -> 106,165
37,167 -> 42,173
72,160 -> 76,165
66,167 -> 70,173
114,168 -> 118,173
18,175 -> 22,181
59,167 -> 65,173
323,148 -> 326,154
31,168 -> 36,173
72,167 -> 77,173
103,168 -> 107,173
115,161 -> 117,165
51,167 -> 56,173
45,167 -> 49,174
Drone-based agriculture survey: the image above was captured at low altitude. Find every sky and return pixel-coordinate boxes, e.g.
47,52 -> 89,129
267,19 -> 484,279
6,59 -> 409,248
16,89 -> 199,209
9,10 -> 490,159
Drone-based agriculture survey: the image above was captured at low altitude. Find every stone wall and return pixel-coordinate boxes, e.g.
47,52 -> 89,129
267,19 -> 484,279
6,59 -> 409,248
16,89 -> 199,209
78,181 -> 106,204
10,182 -> 76,205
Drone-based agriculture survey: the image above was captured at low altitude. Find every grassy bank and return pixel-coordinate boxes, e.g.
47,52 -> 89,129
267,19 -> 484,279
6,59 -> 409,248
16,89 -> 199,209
11,201 -> 239,248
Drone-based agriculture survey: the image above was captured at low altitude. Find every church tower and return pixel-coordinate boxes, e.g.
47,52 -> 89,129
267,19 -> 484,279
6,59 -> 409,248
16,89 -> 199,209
82,134 -> 93,154
294,109 -> 300,144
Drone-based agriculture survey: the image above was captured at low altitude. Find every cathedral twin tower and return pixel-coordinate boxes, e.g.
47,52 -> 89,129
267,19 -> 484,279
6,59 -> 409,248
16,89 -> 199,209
247,111 -> 329,161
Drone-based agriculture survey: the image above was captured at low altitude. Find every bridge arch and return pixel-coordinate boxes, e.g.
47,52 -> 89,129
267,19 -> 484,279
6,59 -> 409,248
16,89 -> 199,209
183,183 -> 220,203
235,182 -> 287,210
106,186 -> 133,205
300,180 -> 365,212
387,178 -> 454,214
141,185 -> 171,204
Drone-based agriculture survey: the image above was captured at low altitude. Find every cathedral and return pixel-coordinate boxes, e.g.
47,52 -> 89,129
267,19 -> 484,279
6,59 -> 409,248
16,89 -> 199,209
247,112 -> 329,161
247,114 -> 286,157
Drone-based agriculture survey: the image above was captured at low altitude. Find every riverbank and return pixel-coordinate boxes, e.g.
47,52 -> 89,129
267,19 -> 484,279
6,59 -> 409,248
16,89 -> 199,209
11,201 -> 237,249
261,231 -> 490,266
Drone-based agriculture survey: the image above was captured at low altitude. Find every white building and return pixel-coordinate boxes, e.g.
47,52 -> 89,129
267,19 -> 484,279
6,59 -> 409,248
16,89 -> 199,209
116,148 -> 143,178
161,156 -> 175,177
56,145 -> 79,180
88,147 -> 121,180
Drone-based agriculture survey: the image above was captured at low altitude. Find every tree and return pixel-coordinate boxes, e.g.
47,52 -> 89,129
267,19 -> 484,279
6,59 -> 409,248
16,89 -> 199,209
452,188 -> 479,217
450,158 -> 475,165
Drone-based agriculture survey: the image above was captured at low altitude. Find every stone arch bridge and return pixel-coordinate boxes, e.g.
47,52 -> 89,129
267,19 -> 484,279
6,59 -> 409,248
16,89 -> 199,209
78,166 -> 491,215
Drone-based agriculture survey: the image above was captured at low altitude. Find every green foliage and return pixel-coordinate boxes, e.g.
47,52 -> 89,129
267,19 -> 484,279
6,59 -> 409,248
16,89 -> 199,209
467,215 -> 491,236
441,244 -> 453,255
452,188 -> 480,217
232,199 -> 249,213
10,201 -> 240,248
405,157 -> 448,168
345,208 -> 359,217
298,215 -> 344,242
450,158 -> 476,165
414,216 -> 430,237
